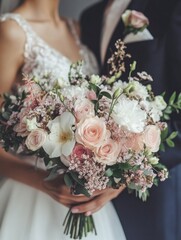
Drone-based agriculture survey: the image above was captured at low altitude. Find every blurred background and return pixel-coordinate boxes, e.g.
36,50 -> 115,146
60,0 -> 100,20
0,0 -> 100,20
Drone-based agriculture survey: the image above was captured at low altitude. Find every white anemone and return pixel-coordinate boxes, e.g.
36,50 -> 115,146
43,112 -> 75,158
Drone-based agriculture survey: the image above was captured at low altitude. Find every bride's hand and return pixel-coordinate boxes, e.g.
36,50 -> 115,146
71,185 -> 126,215
42,175 -> 92,208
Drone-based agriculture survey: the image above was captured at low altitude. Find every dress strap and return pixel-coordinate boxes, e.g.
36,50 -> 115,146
0,13 -> 37,59
0,13 -> 33,36
67,19 -> 81,47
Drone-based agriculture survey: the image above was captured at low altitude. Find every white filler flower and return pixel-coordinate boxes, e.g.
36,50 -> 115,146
43,112 -> 75,158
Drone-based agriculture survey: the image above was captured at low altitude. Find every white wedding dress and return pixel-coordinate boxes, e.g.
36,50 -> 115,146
0,13 -> 126,240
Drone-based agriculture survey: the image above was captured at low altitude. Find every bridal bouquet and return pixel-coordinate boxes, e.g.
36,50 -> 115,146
0,40 -> 180,239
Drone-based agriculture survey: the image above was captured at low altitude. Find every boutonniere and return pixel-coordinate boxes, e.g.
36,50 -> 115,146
122,10 -> 149,36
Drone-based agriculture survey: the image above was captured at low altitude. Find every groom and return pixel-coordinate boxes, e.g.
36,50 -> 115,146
81,0 -> 181,239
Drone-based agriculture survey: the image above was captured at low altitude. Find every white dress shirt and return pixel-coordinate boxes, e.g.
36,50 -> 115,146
101,0 -> 131,64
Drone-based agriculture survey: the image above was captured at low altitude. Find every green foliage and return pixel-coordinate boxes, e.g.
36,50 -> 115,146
162,92 -> 181,120
69,171 -> 85,186
160,127 -> 178,151
73,184 -> 90,198
64,173 -> 73,188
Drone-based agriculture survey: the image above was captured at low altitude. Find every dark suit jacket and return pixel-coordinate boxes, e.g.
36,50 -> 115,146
81,1 -> 181,240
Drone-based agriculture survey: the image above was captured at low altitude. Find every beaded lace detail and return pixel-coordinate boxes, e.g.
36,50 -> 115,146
0,13 -> 98,85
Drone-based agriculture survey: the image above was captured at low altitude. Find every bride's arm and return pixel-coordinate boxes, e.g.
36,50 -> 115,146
0,21 -> 91,207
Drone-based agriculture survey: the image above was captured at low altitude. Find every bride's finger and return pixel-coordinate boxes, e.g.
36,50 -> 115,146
71,195 -> 104,214
47,190 -> 92,203
71,187 -> 126,214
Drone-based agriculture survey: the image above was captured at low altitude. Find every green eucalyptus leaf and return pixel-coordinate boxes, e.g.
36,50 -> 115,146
2,112 -> 11,120
154,163 -> 167,170
161,127 -> 168,141
118,162 -> 132,170
166,139 -> 175,147
99,91 -> 112,99
105,168 -> 113,177
70,172 -> 85,186
64,173 -> 73,187
169,92 -> 176,105
89,83 -> 100,95
163,114 -> 170,120
74,184 -> 90,197
159,143 -> 165,152
168,131 -> 178,140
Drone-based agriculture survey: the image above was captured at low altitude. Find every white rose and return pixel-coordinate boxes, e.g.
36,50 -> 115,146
148,96 -> 167,122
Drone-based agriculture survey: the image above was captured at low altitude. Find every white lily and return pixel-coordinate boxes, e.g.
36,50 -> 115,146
43,112 -> 75,158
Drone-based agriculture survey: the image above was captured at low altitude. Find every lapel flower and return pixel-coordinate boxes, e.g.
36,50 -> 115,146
122,10 -> 149,36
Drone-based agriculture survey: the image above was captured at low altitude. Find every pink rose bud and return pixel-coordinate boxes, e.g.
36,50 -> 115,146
72,144 -> 92,161
129,10 -> 149,29
86,90 -> 97,101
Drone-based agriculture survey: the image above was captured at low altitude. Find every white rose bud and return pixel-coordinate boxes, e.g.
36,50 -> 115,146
90,74 -> 102,85
26,117 -> 38,131
149,156 -> 159,165
25,129 -> 47,151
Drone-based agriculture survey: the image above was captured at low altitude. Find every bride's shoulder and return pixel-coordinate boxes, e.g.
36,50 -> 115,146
0,15 -> 25,47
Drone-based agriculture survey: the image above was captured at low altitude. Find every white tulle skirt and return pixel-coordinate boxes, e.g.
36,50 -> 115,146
0,179 -> 126,240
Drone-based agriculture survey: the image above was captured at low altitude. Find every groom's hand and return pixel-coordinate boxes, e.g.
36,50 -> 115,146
71,185 -> 126,215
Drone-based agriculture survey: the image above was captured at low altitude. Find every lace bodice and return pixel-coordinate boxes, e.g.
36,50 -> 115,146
0,13 -> 98,86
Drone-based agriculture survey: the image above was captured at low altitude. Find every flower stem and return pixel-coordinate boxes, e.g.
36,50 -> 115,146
63,209 -> 97,239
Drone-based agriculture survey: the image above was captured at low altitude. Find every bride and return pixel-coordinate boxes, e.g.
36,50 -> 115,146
0,0 -> 126,239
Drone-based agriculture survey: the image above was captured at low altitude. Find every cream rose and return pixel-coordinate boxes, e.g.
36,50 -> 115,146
143,125 -> 161,152
122,10 -> 149,29
74,99 -> 95,122
25,129 -> 47,151
75,116 -> 108,149
94,138 -> 120,165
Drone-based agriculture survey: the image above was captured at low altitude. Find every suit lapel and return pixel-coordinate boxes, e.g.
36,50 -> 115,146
102,0 -> 150,73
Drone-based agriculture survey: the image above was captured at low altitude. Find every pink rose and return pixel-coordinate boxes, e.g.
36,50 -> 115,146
72,144 -> 92,160
143,125 -> 161,152
75,116 -> 108,149
25,129 -> 47,151
74,99 -> 95,122
86,90 -> 97,101
94,138 -> 120,165
125,133 -> 144,152
13,122 -> 29,137
129,10 -> 149,29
